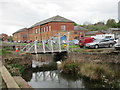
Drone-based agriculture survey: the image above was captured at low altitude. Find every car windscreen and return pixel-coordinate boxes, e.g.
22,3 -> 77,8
92,39 -> 102,43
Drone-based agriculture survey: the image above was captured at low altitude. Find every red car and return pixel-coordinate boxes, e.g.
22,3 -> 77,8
79,37 -> 94,48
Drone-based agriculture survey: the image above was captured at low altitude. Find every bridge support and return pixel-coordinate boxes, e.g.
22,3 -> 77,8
67,32 -> 70,51
34,40 -> 38,54
42,41 -> 46,53
50,40 -> 54,53
58,34 -> 61,52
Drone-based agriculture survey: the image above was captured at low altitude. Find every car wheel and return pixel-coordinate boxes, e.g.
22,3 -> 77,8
80,46 -> 83,48
109,44 -> 113,48
94,45 -> 99,49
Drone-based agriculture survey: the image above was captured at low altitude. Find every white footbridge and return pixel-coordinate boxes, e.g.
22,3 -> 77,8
21,32 -> 70,54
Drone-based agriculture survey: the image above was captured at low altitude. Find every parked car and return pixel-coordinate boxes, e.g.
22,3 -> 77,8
114,38 -> 120,50
79,37 -> 95,48
85,39 -> 116,49
69,39 -> 79,45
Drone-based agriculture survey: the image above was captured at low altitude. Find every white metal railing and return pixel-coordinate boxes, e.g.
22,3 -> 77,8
21,32 -> 70,53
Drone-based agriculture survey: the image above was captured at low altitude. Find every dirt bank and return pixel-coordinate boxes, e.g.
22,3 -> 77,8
2,52 -> 33,76
68,51 -> 120,64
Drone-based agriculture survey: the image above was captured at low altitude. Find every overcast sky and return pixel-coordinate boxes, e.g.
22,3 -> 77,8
0,0 -> 119,35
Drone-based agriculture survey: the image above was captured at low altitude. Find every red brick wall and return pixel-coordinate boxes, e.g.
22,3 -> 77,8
49,22 -> 74,31
13,21 -> 77,41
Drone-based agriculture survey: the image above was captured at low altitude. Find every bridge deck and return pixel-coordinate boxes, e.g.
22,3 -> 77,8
30,50 -> 67,54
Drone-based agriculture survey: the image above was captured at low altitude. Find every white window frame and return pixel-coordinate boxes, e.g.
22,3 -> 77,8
61,25 -> 66,31
44,27 -> 46,32
36,29 -> 38,34
49,26 -> 51,31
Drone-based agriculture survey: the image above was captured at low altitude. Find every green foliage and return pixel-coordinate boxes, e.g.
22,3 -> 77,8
106,19 -> 118,28
8,36 -> 13,41
69,45 -> 79,48
82,19 -> 118,31
83,24 -> 108,31
10,64 -> 25,74
118,21 -> 120,28
0,49 -> 11,55
61,61 -> 120,88
74,23 -> 78,26
73,49 -> 84,52
62,60 -> 80,74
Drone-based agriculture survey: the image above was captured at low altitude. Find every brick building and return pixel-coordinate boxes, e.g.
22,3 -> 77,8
0,33 -> 8,41
13,15 -> 87,42
13,28 -> 28,42
74,25 -> 90,39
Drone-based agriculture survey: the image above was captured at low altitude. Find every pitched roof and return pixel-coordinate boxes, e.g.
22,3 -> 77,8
74,26 -> 88,31
13,28 -> 27,34
85,31 -> 99,35
85,30 -> 106,35
31,15 -> 74,27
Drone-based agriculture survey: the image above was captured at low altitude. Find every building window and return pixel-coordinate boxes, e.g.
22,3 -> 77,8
36,29 -> 38,34
46,27 -> 48,32
41,28 -> 43,32
61,25 -> 66,31
44,27 -> 46,32
49,26 -> 51,31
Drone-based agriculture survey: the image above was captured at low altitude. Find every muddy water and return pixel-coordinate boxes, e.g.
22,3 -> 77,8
22,53 -> 120,88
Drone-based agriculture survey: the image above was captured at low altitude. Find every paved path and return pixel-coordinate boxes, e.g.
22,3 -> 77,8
0,61 -> 20,89
13,76 -> 33,89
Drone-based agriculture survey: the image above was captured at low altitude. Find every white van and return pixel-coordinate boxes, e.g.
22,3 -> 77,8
91,34 -> 115,39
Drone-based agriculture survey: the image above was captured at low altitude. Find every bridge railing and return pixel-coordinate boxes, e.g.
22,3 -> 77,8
21,32 -> 70,53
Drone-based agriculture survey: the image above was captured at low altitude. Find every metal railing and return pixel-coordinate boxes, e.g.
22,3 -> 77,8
21,32 -> 70,53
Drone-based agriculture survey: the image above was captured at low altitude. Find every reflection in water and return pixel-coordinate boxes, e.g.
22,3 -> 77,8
22,53 -> 85,88
23,70 -> 84,88
22,68 -> 33,82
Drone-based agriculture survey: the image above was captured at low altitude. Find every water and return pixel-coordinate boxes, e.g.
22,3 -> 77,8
22,53 -> 120,88
27,71 -> 84,88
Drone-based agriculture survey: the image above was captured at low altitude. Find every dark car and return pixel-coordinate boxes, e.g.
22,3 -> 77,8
85,39 -> 116,49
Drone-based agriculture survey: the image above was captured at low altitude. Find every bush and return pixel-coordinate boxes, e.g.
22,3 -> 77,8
62,60 -> 80,74
10,64 -> 25,74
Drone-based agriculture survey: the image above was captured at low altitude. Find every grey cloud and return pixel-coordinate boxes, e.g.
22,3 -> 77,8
0,0 -> 119,35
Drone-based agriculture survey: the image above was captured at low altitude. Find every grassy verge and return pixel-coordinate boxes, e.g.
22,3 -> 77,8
0,49 -> 12,56
61,60 -> 120,88
69,45 -> 79,48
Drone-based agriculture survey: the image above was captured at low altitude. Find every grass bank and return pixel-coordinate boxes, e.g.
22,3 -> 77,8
61,60 -> 120,88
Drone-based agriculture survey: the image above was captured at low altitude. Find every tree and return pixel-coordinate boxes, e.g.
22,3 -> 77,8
8,36 -> 13,41
106,19 -> 117,28
94,22 -> 105,26
118,21 -> 120,28
74,23 -> 78,26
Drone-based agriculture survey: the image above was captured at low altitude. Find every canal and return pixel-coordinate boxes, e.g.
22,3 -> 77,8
21,53 -> 120,88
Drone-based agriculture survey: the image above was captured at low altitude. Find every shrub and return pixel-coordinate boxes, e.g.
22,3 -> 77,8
62,60 -> 80,74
